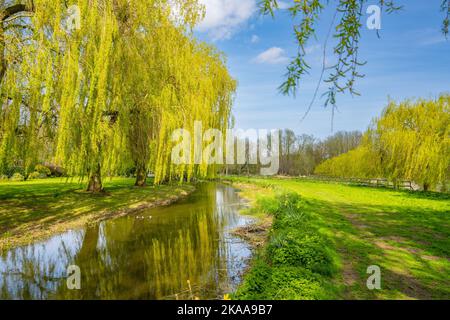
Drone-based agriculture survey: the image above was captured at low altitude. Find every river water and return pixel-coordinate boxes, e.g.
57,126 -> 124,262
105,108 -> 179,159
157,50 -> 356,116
0,183 -> 253,299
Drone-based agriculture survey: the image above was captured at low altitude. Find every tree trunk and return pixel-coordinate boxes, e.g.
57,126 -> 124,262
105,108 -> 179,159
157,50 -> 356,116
423,183 -> 430,192
87,164 -> 103,192
135,165 -> 147,187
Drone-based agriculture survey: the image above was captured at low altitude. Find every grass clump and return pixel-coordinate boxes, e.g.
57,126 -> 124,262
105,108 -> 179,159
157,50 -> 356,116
235,192 -> 337,300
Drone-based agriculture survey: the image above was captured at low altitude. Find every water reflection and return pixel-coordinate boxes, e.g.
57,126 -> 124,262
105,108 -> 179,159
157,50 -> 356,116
0,183 -> 252,300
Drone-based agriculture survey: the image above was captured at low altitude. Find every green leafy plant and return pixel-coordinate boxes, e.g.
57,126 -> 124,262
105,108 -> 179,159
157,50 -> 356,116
34,165 -> 51,177
236,191 -> 337,300
28,171 -> 45,180
10,173 -> 24,181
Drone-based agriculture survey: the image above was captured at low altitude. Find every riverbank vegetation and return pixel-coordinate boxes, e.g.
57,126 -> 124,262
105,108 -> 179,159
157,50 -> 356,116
228,177 -> 450,299
235,191 -> 338,300
0,178 -> 194,250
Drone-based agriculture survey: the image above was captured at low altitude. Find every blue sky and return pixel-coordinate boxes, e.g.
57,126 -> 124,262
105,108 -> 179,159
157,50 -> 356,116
194,0 -> 449,139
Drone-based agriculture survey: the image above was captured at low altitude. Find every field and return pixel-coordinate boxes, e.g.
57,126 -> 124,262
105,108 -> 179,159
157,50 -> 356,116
0,178 -> 194,250
228,177 -> 450,300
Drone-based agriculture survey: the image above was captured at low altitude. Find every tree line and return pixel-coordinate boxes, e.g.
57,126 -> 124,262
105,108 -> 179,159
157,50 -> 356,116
224,130 -> 362,176
316,95 -> 450,191
0,0 -> 236,191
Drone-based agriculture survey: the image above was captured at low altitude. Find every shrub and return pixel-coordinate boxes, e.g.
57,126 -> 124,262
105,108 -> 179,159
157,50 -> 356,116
0,175 -> 8,181
34,164 -> 52,177
28,171 -> 45,180
234,260 -> 272,300
8,166 -> 24,177
10,173 -> 25,181
268,232 -> 334,276
270,267 -> 327,300
235,263 -> 329,300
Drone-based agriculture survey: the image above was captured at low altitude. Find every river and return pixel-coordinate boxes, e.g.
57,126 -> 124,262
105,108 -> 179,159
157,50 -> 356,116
0,183 -> 253,299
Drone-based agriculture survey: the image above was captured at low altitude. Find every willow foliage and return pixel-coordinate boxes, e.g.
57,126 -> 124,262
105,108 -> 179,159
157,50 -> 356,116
0,0 -> 236,189
316,95 -> 450,190
261,0 -> 448,107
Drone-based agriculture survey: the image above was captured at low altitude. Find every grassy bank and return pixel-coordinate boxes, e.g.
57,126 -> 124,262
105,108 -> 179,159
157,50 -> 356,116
234,191 -> 339,299
0,178 -> 195,250
227,176 -> 450,300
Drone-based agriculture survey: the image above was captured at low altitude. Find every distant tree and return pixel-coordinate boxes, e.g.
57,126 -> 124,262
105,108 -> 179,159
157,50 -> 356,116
315,95 -> 450,191
315,139 -> 380,179
319,131 -> 363,159
295,134 -> 317,175
375,95 -> 450,191
280,129 -> 297,175
278,130 -> 362,176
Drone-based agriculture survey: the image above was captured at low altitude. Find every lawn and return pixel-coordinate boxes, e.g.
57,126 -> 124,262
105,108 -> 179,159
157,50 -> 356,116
0,178 -> 194,250
227,177 -> 450,300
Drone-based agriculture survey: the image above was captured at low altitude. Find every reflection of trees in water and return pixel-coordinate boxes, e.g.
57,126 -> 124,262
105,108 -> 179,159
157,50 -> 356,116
148,208 -> 225,299
0,184 -> 248,299
0,230 -> 84,299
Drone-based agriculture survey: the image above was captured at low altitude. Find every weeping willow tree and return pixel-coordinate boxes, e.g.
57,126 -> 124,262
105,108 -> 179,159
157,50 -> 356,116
0,0 -> 57,177
315,137 -> 380,179
0,0 -> 120,187
151,40 -> 236,185
315,94 -> 450,191
0,0 -> 236,190
375,95 -> 450,191
111,1 -> 236,187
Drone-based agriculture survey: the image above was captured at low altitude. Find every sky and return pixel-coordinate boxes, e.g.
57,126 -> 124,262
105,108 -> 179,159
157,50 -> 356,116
194,0 -> 450,139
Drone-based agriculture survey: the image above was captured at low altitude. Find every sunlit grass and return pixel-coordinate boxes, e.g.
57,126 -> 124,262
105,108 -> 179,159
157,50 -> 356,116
227,176 -> 450,300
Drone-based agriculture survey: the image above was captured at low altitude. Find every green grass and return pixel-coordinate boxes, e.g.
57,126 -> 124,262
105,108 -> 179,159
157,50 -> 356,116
0,177 -> 194,249
228,176 -> 450,300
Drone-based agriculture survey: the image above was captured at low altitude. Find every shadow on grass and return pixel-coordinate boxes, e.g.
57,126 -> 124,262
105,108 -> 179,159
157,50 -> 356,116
303,197 -> 449,299
0,178 -> 188,238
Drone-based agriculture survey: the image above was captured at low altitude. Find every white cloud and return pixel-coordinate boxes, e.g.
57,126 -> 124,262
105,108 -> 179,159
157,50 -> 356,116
304,44 -> 321,54
254,47 -> 289,64
251,35 -> 260,44
197,0 -> 257,40
277,1 -> 291,9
